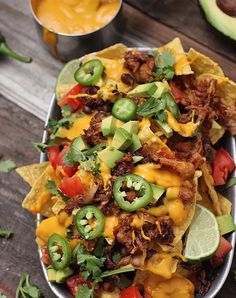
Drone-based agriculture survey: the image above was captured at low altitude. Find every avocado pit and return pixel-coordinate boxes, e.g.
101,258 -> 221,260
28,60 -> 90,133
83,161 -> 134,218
216,0 -> 236,16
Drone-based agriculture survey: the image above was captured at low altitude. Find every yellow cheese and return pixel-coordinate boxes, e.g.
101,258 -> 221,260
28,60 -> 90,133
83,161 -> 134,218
99,162 -> 112,188
36,211 -> 78,248
166,111 -> 199,137
166,187 -> 180,200
145,253 -> 179,279
131,214 -> 145,228
167,199 -> 188,226
83,57 -> 130,94
144,206 -> 168,217
102,216 -> 119,240
58,114 -> 92,140
133,163 -> 181,188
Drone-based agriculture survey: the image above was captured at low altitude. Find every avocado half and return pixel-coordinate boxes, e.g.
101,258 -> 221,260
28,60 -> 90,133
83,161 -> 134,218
199,0 -> 236,40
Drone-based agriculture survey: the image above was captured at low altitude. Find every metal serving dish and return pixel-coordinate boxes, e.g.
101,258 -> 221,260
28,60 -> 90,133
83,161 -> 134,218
29,0 -> 123,61
38,49 -> 236,298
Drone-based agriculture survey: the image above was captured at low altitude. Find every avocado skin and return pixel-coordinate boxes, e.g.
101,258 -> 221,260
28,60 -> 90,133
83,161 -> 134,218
200,0 -> 236,41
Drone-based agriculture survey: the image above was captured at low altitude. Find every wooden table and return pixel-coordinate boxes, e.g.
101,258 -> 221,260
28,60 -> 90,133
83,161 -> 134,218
0,0 -> 236,297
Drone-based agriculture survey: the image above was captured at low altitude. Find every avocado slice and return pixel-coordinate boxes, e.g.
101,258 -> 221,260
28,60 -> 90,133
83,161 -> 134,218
111,128 -> 132,151
152,82 -> 169,99
129,134 -> 142,152
132,156 -> 144,164
72,136 -> 89,151
56,267 -> 73,283
127,82 -> 157,97
98,146 -> 125,168
217,214 -> 236,235
200,0 -> 236,41
151,184 -> 165,203
209,120 -> 225,145
101,116 -> 117,137
156,120 -> 173,138
121,121 -> 139,134
47,266 -> 57,282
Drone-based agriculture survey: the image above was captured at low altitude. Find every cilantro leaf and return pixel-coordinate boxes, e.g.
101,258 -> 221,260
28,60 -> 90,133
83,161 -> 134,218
75,244 -> 105,280
0,160 -> 16,173
16,273 -> 42,298
76,285 -> 93,298
0,228 -> 13,238
45,180 -> 69,202
154,49 -> 175,81
100,266 -> 135,279
61,105 -> 72,117
31,137 -> 55,153
160,49 -> 175,68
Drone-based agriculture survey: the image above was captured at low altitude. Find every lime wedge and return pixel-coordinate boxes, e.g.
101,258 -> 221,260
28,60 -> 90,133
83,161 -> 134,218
55,59 -> 81,100
183,204 -> 220,261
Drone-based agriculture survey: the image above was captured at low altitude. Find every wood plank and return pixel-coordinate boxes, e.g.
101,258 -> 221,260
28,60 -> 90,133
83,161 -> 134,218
0,95 -> 54,297
126,0 -> 236,63
1,0 -> 236,122
0,95 -> 236,297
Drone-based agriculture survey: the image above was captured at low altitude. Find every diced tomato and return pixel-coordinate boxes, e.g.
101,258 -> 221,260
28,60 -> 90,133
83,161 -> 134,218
213,148 -> 235,186
169,80 -> 186,103
120,286 -> 143,298
55,146 -> 77,177
58,84 -> 84,111
59,176 -> 84,197
47,146 -> 60,169
41,247 -> 51,265
66,275 -> 87,296
211,237 -> 232,268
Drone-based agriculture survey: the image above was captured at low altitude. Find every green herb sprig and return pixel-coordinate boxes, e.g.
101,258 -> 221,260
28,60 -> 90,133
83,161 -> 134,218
154,49 -> 175,81
0,228 -> 13,238
15,273 -> 42,298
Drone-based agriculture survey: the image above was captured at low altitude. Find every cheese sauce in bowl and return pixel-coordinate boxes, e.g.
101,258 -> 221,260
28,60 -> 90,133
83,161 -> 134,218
30,0 -> 123,61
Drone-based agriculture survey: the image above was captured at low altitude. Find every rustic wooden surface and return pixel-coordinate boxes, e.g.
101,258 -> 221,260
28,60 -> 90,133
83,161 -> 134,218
0,0 -> 236,297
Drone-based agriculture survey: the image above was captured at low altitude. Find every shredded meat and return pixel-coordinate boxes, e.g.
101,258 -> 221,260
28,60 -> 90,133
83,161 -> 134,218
212,97 -> 236,135
64,195 -> 89,213
83,111 -> 107,146
176,113 -> 192,124
142,145 -> 195,180
111,152 -> 134,179
124,50 -> 155,83
95,185 -> 113,208
101,200 -> 120,217
114,214 -> 174,254
167,137 -> 204,169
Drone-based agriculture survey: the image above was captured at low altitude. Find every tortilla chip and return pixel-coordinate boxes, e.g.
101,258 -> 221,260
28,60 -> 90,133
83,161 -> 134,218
16,162 -> 49,187
94,43 -> 128,60
161,38 -> 193,76
172,170 -> 202,246
200,162 -> 222,215
51,196 -> 66,215
197,73 -> 236,105
22,165 -> 54,216
218,192 -> 232,215
187,48 -> 224,77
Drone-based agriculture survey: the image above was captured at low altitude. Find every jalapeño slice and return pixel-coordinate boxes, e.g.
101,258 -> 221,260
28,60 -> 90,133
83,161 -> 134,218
75,206 -> 105,240
74,59 -> 104,86
112,98 -> 137,122
113,174 -> 153,212
47,233 -> 72,270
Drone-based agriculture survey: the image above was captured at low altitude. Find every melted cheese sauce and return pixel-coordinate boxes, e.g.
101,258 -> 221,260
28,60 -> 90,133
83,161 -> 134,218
36,211 -> 78,248
102,216 -> 119,240
133,163 -> 181,188
166,111 -> 198,137
58,114 -> 92,140
32,0 -> 121,35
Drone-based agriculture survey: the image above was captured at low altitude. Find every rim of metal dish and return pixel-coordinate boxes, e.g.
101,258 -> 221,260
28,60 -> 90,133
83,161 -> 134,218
37,48 -> 236,298
29,0 -> 123,37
